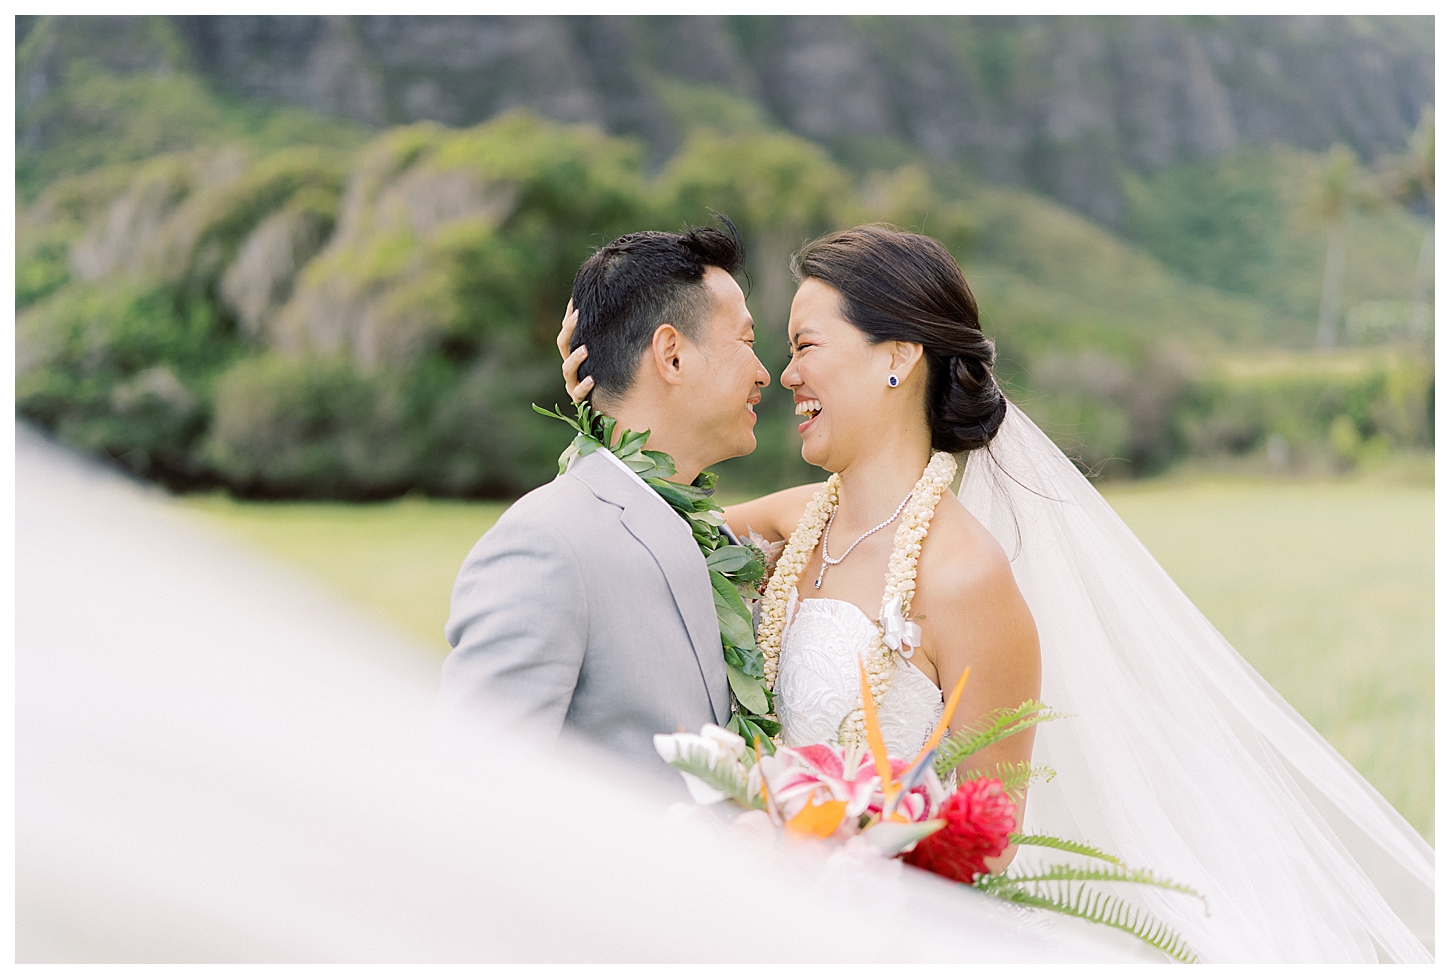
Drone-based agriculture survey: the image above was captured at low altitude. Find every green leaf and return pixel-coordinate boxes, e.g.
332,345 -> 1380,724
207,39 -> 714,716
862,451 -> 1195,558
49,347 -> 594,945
728,715 -> 777,754
709,545 -> 764,583
975,860 -> 1208,964
601,417 -> 619,449
749,714 -> 781,738
650,479 -> 698,511
935,700 -> 1067,777
726,661 -> 770,715
614,427 -> 647,455
641,450 -> 676,477
959,761 -> 1057,803
711,601 -> 755,653
651,479 -> 713,504
706,545 -> 756,575
979,860 -> 1207,912
975,875 -> 1201,963
624,453 -> 667,478
1008,834 -> 1123,865
710,570 -> 756,649
532,403 -> 587,434
663,738 -> 756,807
727,641 -> 763,675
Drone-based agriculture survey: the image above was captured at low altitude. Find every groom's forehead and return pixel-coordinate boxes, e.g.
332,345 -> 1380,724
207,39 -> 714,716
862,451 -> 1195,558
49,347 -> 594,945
700,268 -> 752,329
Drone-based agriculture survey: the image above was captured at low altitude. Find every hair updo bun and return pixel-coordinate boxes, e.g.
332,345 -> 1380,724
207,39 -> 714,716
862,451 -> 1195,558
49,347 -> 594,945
790,224 -> 1007,454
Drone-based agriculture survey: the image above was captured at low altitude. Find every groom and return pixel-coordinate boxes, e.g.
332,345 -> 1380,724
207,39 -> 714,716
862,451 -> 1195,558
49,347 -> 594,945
438,219 -> 769,769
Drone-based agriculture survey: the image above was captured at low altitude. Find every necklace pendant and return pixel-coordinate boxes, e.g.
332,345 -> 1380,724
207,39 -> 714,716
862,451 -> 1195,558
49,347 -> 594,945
814,566 -> 825,589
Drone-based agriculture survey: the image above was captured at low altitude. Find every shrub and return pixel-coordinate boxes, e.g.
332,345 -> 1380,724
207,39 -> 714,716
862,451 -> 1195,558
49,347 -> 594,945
1176,349 -> 1432,469
206,355 -> 417,499
15,282 -> 227,486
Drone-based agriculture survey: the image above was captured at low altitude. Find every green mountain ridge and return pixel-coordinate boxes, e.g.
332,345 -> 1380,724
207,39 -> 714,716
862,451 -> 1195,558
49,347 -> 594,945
18,15 -> 1432,224
15,16 -> 1433,497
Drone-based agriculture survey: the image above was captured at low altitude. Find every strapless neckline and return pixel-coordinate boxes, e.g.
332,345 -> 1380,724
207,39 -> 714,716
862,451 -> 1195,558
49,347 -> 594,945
776,587 -> 945,757
792,594 -> 943,690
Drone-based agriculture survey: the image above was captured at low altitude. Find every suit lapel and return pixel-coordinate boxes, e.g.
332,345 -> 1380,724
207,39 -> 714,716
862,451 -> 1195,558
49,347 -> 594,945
571,451 -> 730,725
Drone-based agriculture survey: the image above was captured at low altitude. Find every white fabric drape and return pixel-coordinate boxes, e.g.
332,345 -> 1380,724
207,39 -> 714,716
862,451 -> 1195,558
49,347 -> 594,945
956,404 -> 1434,963
15,424 -> 1154,963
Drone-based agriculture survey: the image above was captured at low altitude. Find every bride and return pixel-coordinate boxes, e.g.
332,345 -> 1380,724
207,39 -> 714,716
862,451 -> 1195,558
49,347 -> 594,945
562,224 -> 1434,963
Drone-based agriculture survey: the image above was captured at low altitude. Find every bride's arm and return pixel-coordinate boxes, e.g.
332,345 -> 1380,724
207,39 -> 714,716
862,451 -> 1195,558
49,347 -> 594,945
723,485 -> 820,546
915,502 -> 1042,874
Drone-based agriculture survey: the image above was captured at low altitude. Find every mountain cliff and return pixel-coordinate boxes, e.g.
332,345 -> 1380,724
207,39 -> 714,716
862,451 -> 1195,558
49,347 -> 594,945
18,15 -> 1433,223
13,16 -> 1433,496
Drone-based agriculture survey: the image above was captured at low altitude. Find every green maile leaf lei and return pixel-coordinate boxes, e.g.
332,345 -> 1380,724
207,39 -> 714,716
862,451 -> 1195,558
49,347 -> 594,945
535,402 -> 780,748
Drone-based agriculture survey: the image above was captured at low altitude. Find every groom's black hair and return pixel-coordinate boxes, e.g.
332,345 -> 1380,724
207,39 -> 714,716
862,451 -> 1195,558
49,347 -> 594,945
569,215 -> 746,403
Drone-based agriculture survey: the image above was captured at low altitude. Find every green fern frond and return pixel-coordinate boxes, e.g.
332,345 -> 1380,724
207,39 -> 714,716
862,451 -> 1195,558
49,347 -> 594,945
976,877 -> 1200,963
985,861 -> 1207,907
934,700 -> 1068,776
960,762 -> 1056,802
664,743 -> 756,808
1008,834 -> 1123,865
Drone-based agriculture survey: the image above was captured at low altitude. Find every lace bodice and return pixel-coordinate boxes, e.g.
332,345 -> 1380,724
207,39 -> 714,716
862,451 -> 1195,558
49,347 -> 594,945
775,588 -> 944,757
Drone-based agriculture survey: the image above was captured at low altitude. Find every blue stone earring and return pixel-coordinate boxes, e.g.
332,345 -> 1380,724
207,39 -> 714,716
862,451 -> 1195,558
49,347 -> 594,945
888,374 -> 899,388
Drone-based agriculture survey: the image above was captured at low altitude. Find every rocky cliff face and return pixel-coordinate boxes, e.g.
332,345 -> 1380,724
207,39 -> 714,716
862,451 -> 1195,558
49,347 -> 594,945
24,15 -> 1422,225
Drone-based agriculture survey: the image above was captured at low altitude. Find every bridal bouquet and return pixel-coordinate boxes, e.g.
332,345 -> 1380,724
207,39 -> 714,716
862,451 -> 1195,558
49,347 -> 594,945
656,665 -> 1206,963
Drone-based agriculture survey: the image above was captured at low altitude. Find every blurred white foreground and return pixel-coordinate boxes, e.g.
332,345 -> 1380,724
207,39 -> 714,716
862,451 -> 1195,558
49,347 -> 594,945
14,426 -> 1157,963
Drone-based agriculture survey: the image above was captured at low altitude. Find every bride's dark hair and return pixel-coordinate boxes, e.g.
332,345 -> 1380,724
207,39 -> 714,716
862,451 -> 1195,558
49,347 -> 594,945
790,224 -> 1007,454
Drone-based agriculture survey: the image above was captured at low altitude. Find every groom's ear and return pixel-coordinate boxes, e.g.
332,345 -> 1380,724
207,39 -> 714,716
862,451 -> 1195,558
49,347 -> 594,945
650,323 -> 687,386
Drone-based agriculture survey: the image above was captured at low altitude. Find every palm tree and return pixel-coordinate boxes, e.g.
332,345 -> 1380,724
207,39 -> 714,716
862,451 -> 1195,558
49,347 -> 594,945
1308,146 -> 1378,349
1383,106 -> 1434,338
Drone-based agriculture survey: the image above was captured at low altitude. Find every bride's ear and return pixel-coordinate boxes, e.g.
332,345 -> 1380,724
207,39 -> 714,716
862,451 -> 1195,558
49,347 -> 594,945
887,341 -> 926,382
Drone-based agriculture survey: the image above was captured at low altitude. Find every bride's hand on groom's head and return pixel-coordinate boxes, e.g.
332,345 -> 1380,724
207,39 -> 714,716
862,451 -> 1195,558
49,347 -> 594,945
563,349 -> 593,404
557,301 -> 594,404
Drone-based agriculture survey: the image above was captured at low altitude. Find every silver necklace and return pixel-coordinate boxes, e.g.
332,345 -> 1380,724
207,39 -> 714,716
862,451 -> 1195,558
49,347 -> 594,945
814,489 -> 915,589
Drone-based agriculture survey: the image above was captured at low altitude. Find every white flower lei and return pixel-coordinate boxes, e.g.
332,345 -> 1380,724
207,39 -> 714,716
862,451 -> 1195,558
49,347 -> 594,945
759,450 -> 959,744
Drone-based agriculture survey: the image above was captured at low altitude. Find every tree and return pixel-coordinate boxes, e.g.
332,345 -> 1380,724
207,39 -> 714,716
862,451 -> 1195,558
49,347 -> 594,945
1307,146 -> 1380,349
1382,106 -> 1434,339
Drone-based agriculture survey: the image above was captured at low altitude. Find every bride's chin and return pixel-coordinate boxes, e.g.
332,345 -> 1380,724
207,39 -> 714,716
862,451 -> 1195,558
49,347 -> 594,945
800,444 -> 830,469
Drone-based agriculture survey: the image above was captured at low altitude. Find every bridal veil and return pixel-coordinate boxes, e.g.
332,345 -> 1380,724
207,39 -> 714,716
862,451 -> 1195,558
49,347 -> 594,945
955,403 -> 1434,963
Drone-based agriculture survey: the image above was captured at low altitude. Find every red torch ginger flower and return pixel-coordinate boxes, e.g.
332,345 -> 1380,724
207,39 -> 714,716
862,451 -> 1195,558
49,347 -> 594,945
904,777 -> 1017,883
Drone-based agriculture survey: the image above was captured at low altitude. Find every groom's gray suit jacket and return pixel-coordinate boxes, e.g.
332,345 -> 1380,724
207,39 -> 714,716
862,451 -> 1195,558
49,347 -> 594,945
440,448 -> 730,769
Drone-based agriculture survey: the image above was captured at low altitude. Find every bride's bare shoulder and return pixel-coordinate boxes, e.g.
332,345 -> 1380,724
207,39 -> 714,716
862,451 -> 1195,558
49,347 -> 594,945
723,482 -> 824,544
918,490 -> 1021,605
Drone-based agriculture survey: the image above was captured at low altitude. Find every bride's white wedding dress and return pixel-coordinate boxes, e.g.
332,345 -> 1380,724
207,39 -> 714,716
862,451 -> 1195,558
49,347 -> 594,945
772,403 -> 1434,964
777,588 -> 943,757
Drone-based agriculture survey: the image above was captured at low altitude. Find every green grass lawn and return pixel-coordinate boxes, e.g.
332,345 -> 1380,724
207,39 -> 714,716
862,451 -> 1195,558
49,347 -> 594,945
1099,477 -> 1433,843
180,476 -> 1433,841
182,494 -> 510,648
